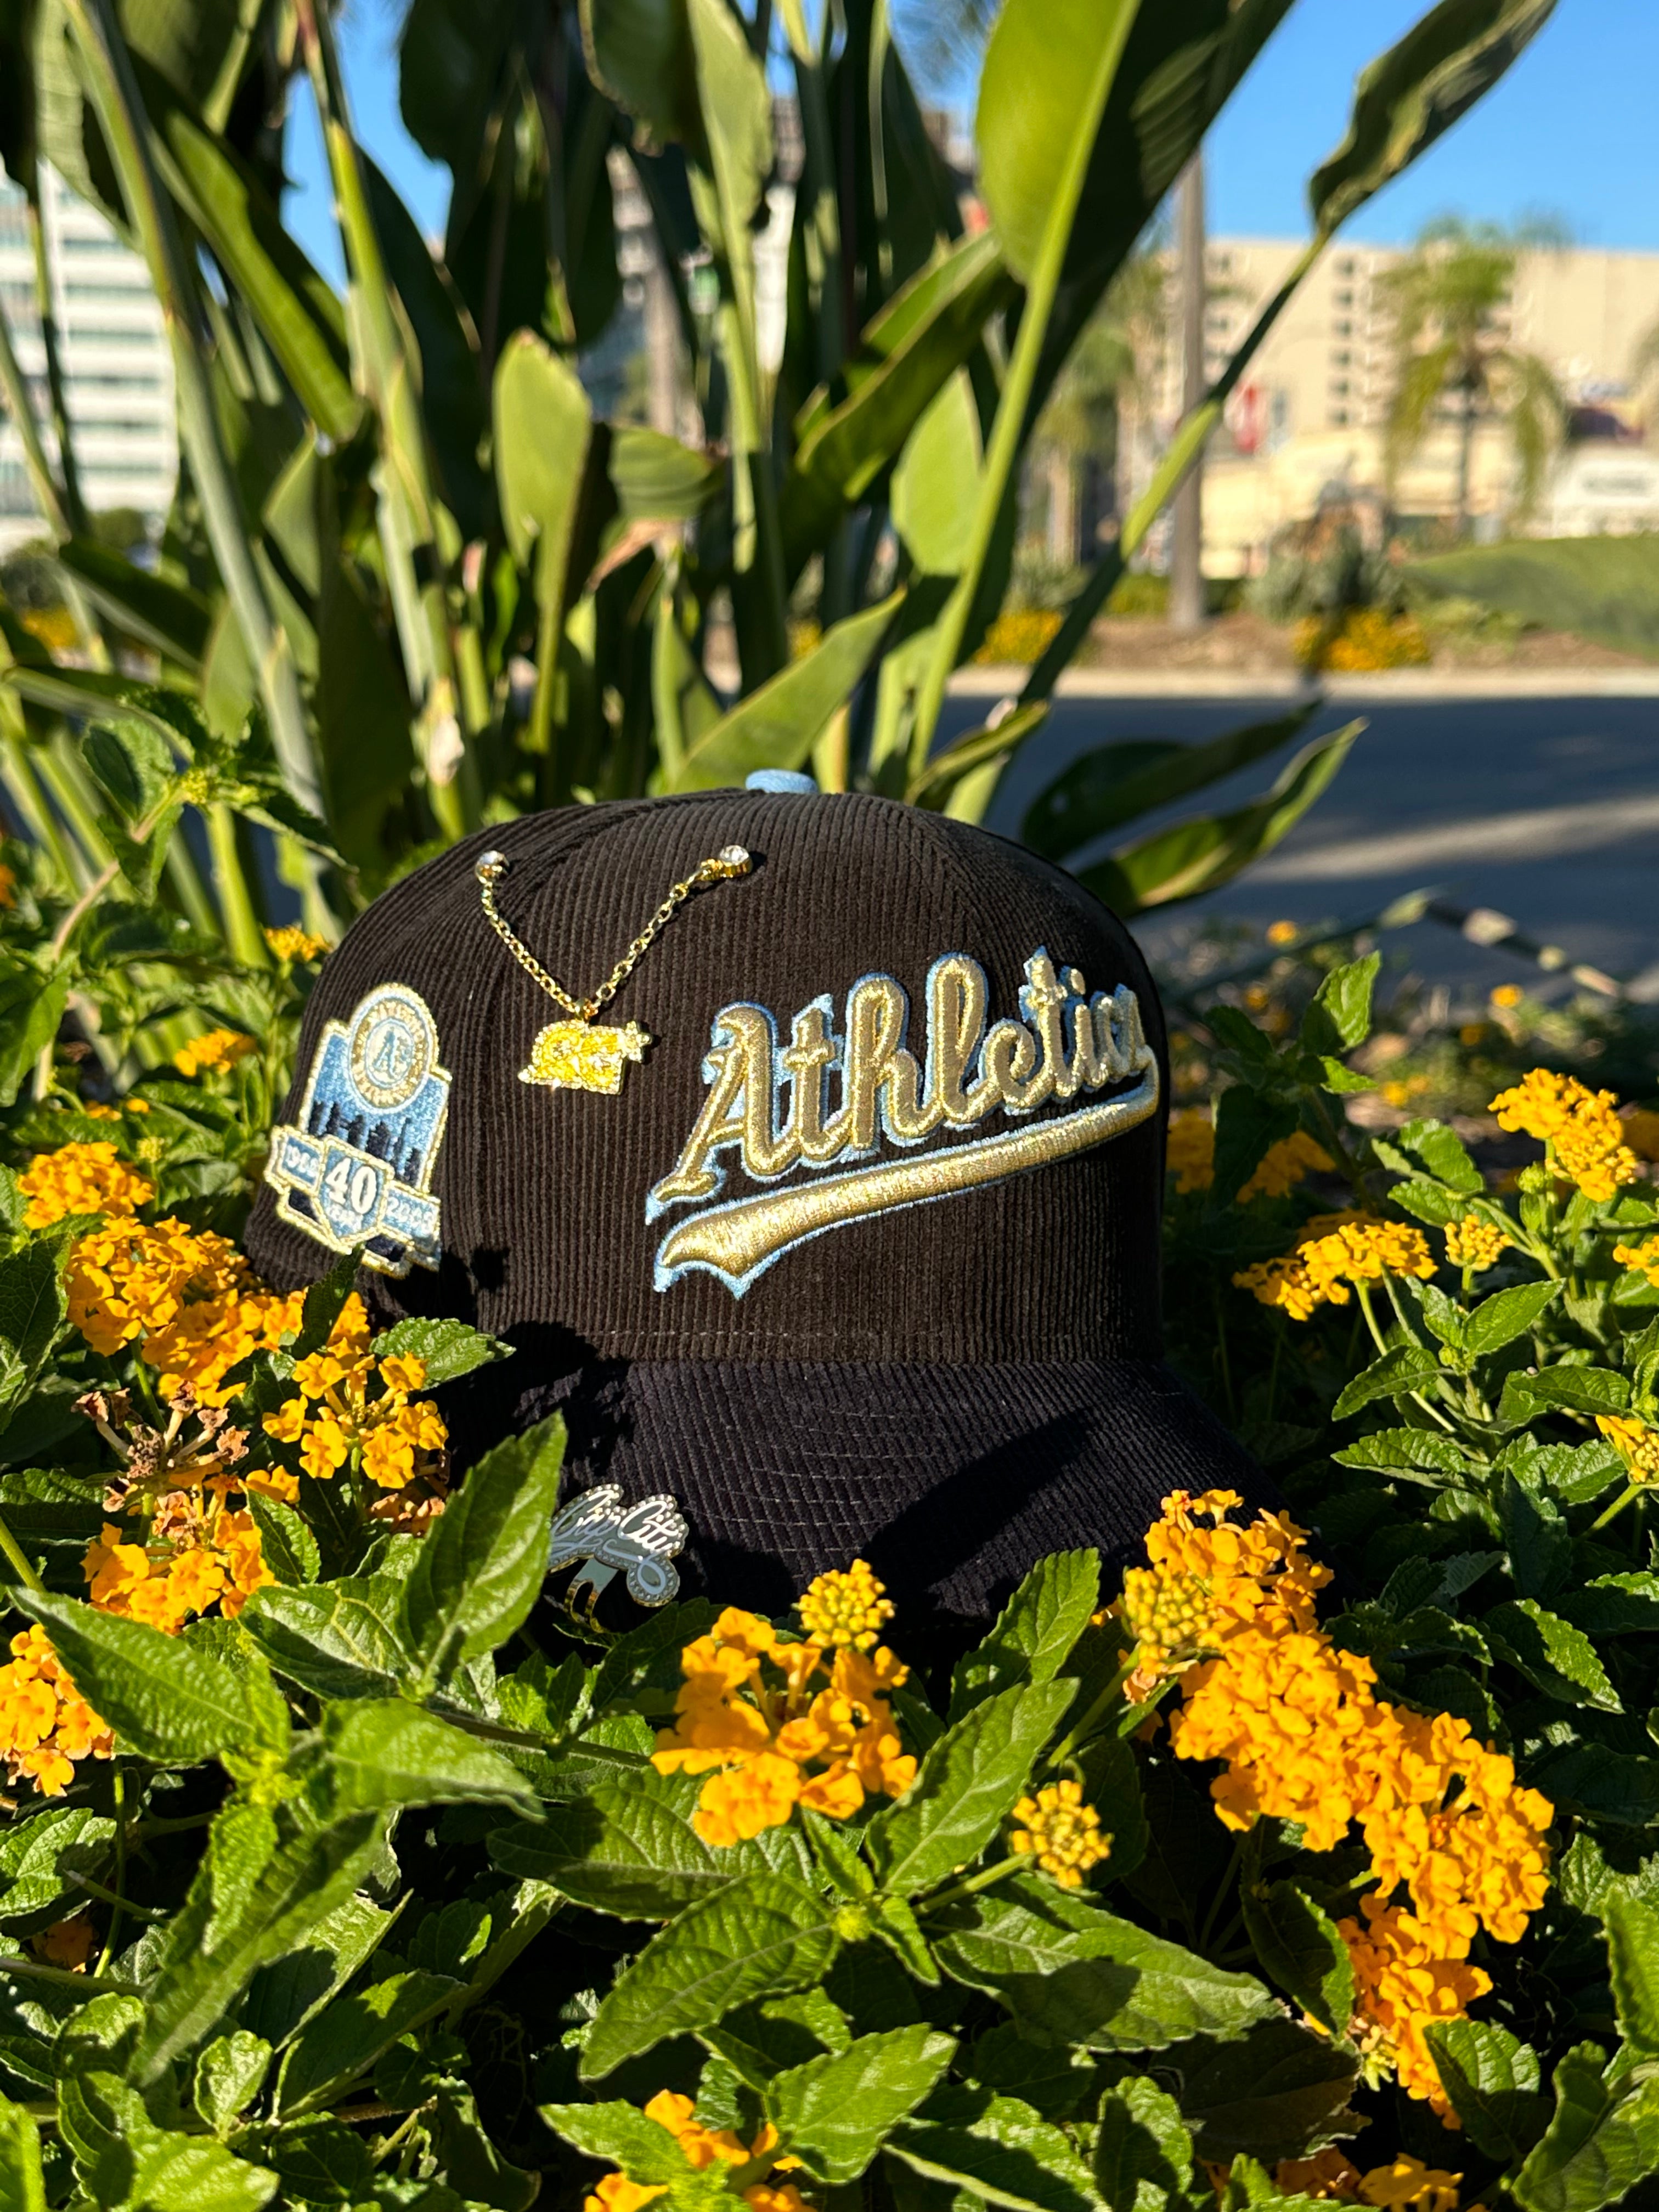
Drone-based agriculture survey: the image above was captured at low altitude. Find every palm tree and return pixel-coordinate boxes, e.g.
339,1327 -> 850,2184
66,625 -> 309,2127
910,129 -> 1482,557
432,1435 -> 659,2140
1380,217 -> 1566,538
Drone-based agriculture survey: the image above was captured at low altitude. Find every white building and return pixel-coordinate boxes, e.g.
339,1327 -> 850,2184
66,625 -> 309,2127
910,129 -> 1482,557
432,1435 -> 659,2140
0,164 -> 176,555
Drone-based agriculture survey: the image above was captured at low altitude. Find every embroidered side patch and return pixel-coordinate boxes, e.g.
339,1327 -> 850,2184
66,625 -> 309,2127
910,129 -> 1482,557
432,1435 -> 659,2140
265,984 -> 450,1276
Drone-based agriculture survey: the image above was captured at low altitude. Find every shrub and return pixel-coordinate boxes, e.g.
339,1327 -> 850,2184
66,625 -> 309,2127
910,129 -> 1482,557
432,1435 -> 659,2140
1294,608 -> 1433,672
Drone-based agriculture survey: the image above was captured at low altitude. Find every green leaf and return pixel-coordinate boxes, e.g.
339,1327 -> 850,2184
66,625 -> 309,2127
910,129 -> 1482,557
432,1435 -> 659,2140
866,1679 -> 1075,1898
1485,1598 -> 1621,1711
1080,726 -> 1363,920
933,1875 -> 1276,2051
1212,1091 -> 1299,1210
1331,1345 -> 1444,1420
0,2094 -> 46,2212
1093,2075 -> 1200,2212
1396,1118 -> 1486,1194
580,0 -> 702,154
765,2027 -> 957,2183
19,1590 -> 287,1764
245,1494 -> 320,1588
313,1702 -> 538,1818
610,427 -> 724,523
1501,1474 -> 1571,1603
1513,2044 -> 1659,2212
1332,1429 -> 1476,1476
663,594 -> 904,793
400,1414 -> 567,1678
240,1893 -> 397,2050
1501,1367 -> 1630,1418
1239,1881 -> 1355,2039
949,1554 -> 1100,1719
1164,2020 -> 1361,2164
494,334 -> 593,641
371,1316 -> 514,1386
1531,1744 -> 1659,1828
889,2085 -> 1097,2212
0,1805 -> 114,1926
1425,2020 -> 1547,2163
0,974 -> 66,1111
268,2114 -> 374,2207
782,235 -> 1015,575
1311,0 -> 1561,234
1561,1575 -> 1659,1637
1603,1894 -> 1659,2056
194,2032 -> 273,2137
490,1767 -> 731,1918
1466,1280 -> 1561,1355
1299,954 -> 1379,1056
541,2097 -> 702,2185
277,1969 -> 461,2115
581,1874 -> 839,2080
240,1578 -> 411,1701
59,2067 -> 279,2211
1021,710 -> 1317,863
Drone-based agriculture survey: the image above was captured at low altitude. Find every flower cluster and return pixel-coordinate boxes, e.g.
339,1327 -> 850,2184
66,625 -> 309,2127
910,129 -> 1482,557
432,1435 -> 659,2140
20,1141 -> 154,1229
1165,1112 -> 1333,1201
35,1915 -> 97,1972
0,1626 -> 115,1797
1613,1235 -> 1659,1290
1274,2150 -> 1475,2212
1009,1780 -> 1111,1888
172,1028 -> 257,1079
795,1558 -> 895,1650
1489,1069 -> 1638,1203
1233,1214 -> 1435,1321
1125,1495 -> 1551,2111
263,926 -> 329,963
1595,1413 -> 1659,1487
1443,1214 -> 1509,1272
68,1215 -> 304,1405
583,2092 -> 810,2212
653,1565 -> 916,1846
262,1296 -> 448,1499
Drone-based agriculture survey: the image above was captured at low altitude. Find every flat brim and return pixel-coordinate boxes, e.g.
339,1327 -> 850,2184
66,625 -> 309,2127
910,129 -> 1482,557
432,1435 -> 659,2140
476,1354 -> 1276,1626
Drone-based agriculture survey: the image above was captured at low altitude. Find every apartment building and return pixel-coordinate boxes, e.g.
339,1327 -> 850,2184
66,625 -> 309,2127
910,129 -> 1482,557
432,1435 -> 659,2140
0,165 -> 177,555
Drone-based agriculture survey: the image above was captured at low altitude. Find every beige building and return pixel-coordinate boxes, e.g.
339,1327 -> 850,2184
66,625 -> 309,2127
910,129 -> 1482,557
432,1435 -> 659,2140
1163,236 -> 1659,574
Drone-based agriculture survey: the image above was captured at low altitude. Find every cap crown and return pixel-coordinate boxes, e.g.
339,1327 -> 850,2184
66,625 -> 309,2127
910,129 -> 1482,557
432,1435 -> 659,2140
248,792 -> 1170,1365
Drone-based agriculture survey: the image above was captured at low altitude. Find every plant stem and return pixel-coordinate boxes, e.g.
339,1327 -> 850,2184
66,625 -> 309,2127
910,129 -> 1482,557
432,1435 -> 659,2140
0,294 -> 73,542
1591,1481 -> 1644,1534
910,0 -> 1142,770
1050,1658 -> 1136,1768
919,1854 -> 1027,1915
0,1954 -> 137,1991
0,1508 -> 45,1596
30,196 -> 88,538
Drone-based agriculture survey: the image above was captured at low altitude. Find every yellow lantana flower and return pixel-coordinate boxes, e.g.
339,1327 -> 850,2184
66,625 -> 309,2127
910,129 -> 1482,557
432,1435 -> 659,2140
1489,1068 -> 1637,1203
1596,1413 -> 1659,1486
173,1028 -> 257,1079
263,926 -> 330,963
0,1627 -> 115,1798
1444,1214 -> 1509,1271
795,1559 -> 894,1650
261,1301 -> 449,1494
67,1216 -> 303,1406
20,1141 -> 154,1230
1008,1780 -> 1111,1888
1613,1235 -> 1659,1290
582,2094 -> 812,2212
1233,1215 -> 1435,1321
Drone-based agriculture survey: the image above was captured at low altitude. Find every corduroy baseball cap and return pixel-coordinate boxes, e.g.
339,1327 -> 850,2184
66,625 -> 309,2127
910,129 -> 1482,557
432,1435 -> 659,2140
245,785 -> 1271,1626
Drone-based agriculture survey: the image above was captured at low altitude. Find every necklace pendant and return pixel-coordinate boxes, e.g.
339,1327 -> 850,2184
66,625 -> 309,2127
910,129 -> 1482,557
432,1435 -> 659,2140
519,1018 -> 651,1096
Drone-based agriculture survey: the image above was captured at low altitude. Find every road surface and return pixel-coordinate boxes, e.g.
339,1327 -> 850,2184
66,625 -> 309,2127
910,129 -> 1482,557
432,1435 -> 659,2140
940,692 -> 1659,1006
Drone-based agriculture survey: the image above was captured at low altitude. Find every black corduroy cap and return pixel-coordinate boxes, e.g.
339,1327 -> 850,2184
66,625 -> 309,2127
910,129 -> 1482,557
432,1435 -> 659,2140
245,786 -> 1271,1626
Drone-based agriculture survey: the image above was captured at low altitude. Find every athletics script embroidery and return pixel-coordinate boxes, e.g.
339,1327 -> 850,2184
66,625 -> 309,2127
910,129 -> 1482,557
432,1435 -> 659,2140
647,949 -> 1159,1295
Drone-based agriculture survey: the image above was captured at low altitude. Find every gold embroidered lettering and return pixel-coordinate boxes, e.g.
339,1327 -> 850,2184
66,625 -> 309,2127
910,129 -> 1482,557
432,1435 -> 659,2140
650,1006 -> 785,1208
924,955 -> 989,1127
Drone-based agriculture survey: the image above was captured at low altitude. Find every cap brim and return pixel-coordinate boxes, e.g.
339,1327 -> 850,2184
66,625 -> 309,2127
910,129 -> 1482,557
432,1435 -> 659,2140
476,1353 -> 1277,1626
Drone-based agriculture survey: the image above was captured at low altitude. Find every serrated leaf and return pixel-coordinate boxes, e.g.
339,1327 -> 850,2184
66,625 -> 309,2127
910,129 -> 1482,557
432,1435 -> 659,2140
867,1680 -> 1074,1898
582,1874 -> 840,2080
1466,1280 -> 1560,1354
949,1554 -> 1100,1719
1331,1428 -> 1476,1476
888,2085 -> 1096,2212
1240,1881 -> 1355,2038
371,1316 -> 514,1386
400,1414 -> 566,1679
194,2032 -> 273,2137
59,2067 -> 278,2210
1300,953 -> 1379,1056
1093,2074 -> 1199,2212
1331,1346 -> 1443,1420
765,2027 -> 957,2183
1502,1474 -> 1571,1603
0,1807 -> 114,1925
490,1767 -> 730,1918
19,1591 -> 286,1765
1163,2020 -> 1361,2163
1603,1894 -> 1659,2056
1502,1367 -> 1630,1419
933,1875 -> 1275,2051
1513,2042 -> 1659,2212
1425,2020 -> 1547,2163
1395,1117 -> 1487,1193
1561,1575 -> 1659,1637
245,1494 -> 320,1588
1485,1599 -> 1622,1711
239,1578 -> 411,1700
313,1701 -> 537,1818
278,1969 -> 461,2115
0,2092 -> 47,2211
539,2099 -> 701,2185
1389,1177 -> 1465,1227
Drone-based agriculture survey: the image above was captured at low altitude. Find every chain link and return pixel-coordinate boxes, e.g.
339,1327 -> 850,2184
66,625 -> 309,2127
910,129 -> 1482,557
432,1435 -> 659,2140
476,845 -> 752,1022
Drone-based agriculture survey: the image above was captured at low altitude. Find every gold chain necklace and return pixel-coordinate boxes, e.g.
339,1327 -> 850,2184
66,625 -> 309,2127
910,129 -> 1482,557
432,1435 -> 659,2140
475,843 -> 752,1095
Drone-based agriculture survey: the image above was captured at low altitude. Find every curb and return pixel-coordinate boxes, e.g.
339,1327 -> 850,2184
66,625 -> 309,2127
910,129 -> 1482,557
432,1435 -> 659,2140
947,667 -> 1659,702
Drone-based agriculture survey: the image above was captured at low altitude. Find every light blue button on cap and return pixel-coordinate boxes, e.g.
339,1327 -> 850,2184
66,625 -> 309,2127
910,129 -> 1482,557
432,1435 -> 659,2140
744,769 -> 817,794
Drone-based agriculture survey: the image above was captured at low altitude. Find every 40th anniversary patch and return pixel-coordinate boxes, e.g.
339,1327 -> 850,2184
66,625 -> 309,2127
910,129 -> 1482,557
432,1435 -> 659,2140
265,984 -> 450,1276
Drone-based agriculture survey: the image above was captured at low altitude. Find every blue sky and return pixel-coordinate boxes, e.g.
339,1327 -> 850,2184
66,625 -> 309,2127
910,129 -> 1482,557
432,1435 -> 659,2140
283,0 -> 1659,284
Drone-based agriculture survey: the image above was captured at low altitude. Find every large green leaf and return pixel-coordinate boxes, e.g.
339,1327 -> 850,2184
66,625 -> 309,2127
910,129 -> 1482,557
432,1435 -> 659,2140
399,1414 -> 567,1678
948,1555 -> 1100,1720
1164,2021 -> 1361,2163
663,592 -> 903,793
1512,2044 -> 1659,2212
1239,1881 -> 1355,2039
780,235 -> 1015,577
490,1767 -> 732,1918
312,1701 -> 538,1818
580,0 -> 702,156
20,1592 -> 287,1766
1412,537 -> 1659,663
0,2094 -> 46,2212
240,1577 -> 413,1702
1483,1599 -> 1621,1711
933,1875 -> 1276,2051
866,1679 -> 1075,1899
1311,0 -> 1560,233
540,2098 -> 703,2183
1603,1894 -> 1659,2055
765,2027 -> 957,2183
1093,2076 -> 1201,2212
276,1968 -> 461,2116
494,335 -> 594,641
1020,708 -> 1318,862
56,538 -> 213,669
1425,2021 -> 1547,2163
888,2085 -> 1097,2212
1079,724 -> 1362,919
581,1873 -> 839,2080
58,2067 -> 277,2212
0,1807 -> 115,1926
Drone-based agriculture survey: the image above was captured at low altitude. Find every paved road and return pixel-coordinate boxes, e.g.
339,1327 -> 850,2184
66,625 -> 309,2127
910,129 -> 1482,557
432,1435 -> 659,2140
938,692 -> 1659,1007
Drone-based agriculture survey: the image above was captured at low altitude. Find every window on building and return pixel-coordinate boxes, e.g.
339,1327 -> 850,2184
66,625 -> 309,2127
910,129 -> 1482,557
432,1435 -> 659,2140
1333,349 -> 1351,368
62,282 -> 150,300
1330,408 -> 1351,426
